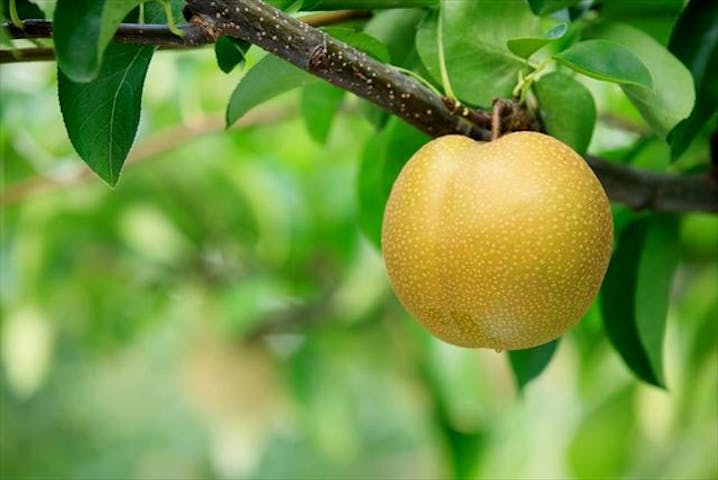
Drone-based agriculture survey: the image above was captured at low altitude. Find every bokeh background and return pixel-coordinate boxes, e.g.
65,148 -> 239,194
1,45 -> 717,479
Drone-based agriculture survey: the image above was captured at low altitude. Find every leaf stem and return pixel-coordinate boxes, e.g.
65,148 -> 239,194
8,0 -> 23,28
512,59 -> 551,103
139,2 -> 145,25
393,65 -> 442,97
437,0 -> 456,100
160,0 -> 184,37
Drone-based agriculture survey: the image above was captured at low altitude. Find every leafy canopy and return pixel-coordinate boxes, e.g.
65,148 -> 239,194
4,0 -> 712,389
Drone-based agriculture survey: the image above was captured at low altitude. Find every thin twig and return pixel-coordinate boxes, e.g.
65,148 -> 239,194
1,10 -> 371,49
0,10 -> 372,63
598,113 -> 647,135
4,20 -> 212,47
0,47 -> 54,63
1,107 -> 287,208
296,9 -> 371,26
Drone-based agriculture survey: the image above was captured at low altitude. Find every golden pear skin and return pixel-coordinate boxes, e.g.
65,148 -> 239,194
381,132 -> 613,350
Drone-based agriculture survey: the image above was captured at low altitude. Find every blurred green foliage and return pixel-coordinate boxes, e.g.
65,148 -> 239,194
1,45 -> 717,480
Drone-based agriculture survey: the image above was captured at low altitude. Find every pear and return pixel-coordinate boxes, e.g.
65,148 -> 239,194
382,132 -> 613,350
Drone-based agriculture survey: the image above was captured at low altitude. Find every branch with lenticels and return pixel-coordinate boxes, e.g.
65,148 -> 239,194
1,10 -> 371,50
181,0 -> 494,141
2,0 -> 716,213
182,0 -> 716,213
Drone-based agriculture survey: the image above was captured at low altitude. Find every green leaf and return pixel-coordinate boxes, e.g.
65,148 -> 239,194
358,136 -> 389,248
598,0 -> 684,45
54,0 -> 142,82
601,215 -> 680,387
363,8 -> 425,65
300,82 -> 345,143
668,0 -> 718,159
2,0 -> 44,20
554,39 -> 653,89
528,0 -> 580,15
322,27 -> 390,62
358,99 -> 389,131
300,0 -> 324,9
507,23 -> 567,59
357,117 -> 429,248
588,23 -> 695,138
508,339 -> 559,392
0,25 -> 10,47
309,0 -> 437,8
56,2 -> 171,185
227,55 -> 318,127
266,0 -> 301,9
635,215 -> 681,385
422,343 -> 484,479
214,36 -> 251,74
601,221 -> 654,384
58,42 -> 154,185
416,0 -> 541,107
532,71 -> 596,155
227,29 -> 389,126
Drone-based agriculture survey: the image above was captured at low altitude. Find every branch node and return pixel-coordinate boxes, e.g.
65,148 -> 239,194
186,12 -> 223,44
307,36 -> 329,71
491,98 -> 538,140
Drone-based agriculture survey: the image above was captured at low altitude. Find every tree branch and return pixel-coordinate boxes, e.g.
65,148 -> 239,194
2,0 -> 716,214
0,47 -> 54,63
1,10 -> 371,49
586,156 -> 717,214
182,0 -> 716,214
184,0 -> 493,140
4,20 -> 213,47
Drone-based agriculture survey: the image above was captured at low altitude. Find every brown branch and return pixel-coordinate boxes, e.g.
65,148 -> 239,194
0,47 -> 54,63
1,10 -> 371,50
185,0 -> 492,140
182,0 -> 716,213
587,156 -> 718,213
4,20 -> 213,47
